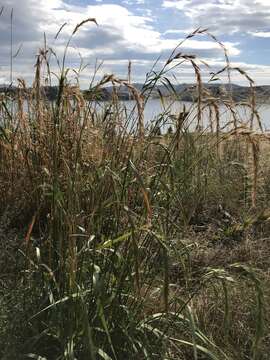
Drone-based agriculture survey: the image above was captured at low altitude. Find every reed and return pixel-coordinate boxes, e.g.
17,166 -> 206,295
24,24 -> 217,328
0,21 -> 269,360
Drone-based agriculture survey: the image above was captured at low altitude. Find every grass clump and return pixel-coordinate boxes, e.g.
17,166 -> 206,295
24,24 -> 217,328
0,21 -> 269,360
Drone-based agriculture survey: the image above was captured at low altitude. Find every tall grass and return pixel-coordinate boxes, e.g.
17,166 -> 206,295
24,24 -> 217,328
0,20 -> 269,360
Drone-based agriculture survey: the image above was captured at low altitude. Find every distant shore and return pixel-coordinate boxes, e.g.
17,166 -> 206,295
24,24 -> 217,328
1,82 -> 270,104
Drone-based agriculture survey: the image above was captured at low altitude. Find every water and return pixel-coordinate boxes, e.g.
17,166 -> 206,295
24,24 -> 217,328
5,98 -> 270,132
96,99 -> 270,132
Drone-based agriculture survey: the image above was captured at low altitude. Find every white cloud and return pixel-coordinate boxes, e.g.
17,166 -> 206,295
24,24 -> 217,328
162,0 -> 270,35
249,31 -> 270,38
163,0 -> 191,10
255,0 -> 270,6
163,29 -> 192,35
122,0 -> 145,4
0,0 -> 241,85
166,58 -> 270,85
0,0 -> 266,86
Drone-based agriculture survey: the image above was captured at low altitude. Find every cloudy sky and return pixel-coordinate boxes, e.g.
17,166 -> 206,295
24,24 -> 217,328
0,0 -> 270,87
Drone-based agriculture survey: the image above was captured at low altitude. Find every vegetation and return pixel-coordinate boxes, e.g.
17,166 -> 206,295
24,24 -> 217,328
82,83 -> 270,102
2,82 -> 270,103
0,21 -> 269,360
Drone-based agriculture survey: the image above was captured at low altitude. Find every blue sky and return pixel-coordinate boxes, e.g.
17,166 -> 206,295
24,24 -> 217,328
0,0 -> 270,86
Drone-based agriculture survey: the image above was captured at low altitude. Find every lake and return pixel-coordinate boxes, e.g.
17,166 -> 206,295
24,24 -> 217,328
95,99 -> 270,132
6,98 -> 270,133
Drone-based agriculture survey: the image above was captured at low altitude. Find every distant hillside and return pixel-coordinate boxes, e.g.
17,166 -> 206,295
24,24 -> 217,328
0,85 -> 18,95
83,83 -> 270,103
1,83 -> 270,103
0,85 -> 59,101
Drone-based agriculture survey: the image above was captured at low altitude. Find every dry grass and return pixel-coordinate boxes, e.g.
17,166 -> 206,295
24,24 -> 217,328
0,22 -> 269,360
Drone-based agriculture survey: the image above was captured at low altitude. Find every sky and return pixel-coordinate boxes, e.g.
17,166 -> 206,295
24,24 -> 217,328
0,0 -> 270,87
